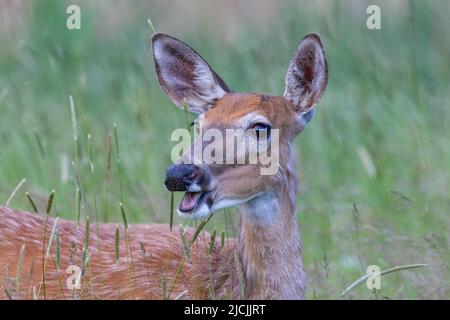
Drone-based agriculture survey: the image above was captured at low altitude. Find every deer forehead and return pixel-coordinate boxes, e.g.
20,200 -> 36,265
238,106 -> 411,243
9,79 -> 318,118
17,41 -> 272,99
202,93 -> 293,127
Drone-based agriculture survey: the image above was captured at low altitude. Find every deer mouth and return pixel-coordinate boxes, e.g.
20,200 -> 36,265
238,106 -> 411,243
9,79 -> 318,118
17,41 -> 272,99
179,192 -> 205,213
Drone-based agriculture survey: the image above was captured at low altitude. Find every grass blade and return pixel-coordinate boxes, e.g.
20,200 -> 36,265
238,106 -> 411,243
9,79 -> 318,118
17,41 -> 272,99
162,272 -> 167,300
114,226 -> 120,262
16,244 -> 26,291
179,225 -> 191,261
4,288 -> 12,300
167,260 -> 185,299
147,18 -> 156,33
341,263 -> 428,297
174,290 -> 189,300
103,132 -> 113,222
72,161 -> 83,227
191,214 -> 214,244
75,187 -> 81,227
169,192 -> 174,232
35,131 -> 45,158
46,217 -> 60,259
208,228 -> 216,254
26,192 -> 39,213
69,95 -> 79,164
87,133 -> 94,173
6,178 -> 26,207
84,216 -> 90,250
55,230 -> 60,270
119,202 -> 128,230
113,123 -> 124,203
221,231 -> 225,248
39,191 -> 54,300
81,247 -> 87,276
46,190 -> 55,215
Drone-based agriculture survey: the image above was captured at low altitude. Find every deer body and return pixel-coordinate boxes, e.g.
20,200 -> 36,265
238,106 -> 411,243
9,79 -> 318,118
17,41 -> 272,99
0,207 -> 238,299
0,32 -> 328,300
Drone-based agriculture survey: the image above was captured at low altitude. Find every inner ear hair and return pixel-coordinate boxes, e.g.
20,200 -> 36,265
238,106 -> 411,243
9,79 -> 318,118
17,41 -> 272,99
152,33 -> 230,114
284,33 -> 328,113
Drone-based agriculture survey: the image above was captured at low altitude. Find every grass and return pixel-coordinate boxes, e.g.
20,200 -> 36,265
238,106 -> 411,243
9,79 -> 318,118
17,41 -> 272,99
0,0 -> 449,299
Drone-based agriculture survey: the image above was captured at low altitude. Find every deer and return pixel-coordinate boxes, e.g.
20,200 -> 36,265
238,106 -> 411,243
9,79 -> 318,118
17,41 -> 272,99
0,32 -> 328,300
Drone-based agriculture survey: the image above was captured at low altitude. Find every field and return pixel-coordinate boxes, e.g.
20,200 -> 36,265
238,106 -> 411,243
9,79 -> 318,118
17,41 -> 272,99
0,0 -> 449,299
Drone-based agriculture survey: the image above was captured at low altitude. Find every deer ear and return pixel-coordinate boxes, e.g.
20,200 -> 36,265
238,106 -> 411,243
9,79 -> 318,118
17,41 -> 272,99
284,34 -> 328,122
152,33 -> 231,114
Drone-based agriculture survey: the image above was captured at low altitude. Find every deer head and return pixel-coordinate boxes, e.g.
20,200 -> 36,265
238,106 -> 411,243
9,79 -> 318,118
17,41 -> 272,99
152,33 -> 328,220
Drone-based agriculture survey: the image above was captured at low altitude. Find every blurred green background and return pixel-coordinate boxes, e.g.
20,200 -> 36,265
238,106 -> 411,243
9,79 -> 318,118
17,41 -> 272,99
0,0 -> 449,299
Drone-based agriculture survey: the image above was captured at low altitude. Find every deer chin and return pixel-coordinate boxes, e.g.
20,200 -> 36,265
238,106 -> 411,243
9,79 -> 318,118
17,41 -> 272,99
177,192 -> 212,219
177,191 -> 264,219
177,188 -> 263,219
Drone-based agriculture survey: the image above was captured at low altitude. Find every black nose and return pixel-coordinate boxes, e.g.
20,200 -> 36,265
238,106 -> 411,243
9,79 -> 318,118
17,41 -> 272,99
164,164 -> 199,191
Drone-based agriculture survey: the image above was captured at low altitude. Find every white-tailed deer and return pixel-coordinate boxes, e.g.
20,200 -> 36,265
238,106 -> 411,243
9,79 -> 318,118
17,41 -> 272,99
0,33 -> 327,300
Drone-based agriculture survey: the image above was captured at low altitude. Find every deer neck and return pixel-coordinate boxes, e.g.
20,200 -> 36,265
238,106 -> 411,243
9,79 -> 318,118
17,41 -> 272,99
236,152 -> 305,299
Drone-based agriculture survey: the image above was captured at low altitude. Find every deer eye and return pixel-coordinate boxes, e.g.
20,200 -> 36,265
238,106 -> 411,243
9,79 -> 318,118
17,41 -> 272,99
251,123 -> 271,140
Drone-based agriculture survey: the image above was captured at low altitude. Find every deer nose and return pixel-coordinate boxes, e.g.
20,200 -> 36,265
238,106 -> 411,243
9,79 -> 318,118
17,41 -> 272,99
164,164 -> 202,192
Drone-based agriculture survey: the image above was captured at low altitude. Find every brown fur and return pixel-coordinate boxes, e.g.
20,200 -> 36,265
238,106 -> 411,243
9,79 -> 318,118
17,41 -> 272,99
0,207 -> 238,300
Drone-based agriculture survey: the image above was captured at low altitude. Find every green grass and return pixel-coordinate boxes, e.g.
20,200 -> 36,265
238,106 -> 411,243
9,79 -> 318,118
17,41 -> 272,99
0,0 -> 449,299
